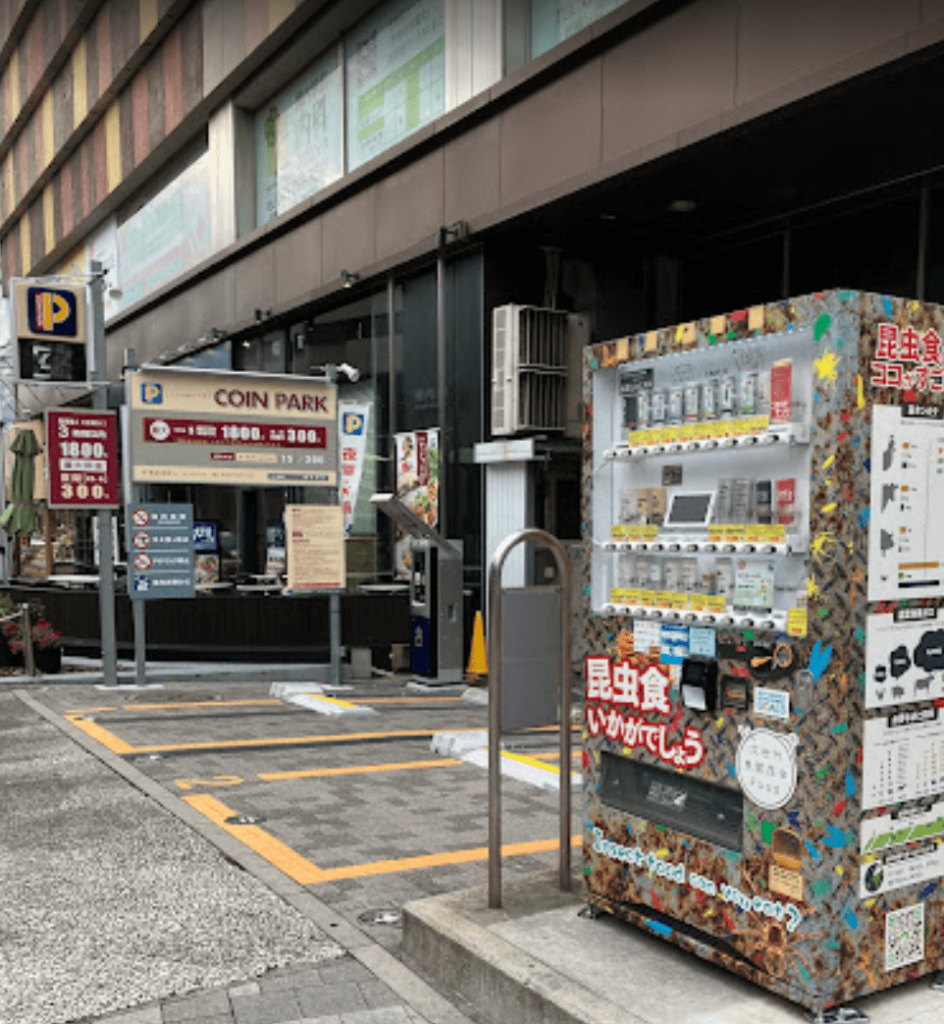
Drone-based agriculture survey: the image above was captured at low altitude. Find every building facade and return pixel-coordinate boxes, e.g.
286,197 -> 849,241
5,0 -> 944,628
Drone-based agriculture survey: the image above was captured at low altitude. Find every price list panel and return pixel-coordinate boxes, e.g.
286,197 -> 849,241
863,709 -> 944,809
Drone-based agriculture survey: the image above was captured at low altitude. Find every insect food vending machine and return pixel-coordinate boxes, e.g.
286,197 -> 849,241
582,290 -> 944,1019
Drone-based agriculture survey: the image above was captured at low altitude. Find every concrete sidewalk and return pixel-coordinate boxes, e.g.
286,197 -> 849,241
402,871 -> 944,1024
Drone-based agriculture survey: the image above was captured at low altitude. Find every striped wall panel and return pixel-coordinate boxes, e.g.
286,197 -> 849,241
2,0 -> 313,277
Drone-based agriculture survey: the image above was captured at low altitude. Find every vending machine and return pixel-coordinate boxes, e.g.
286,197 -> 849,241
582,290 -> 944,1018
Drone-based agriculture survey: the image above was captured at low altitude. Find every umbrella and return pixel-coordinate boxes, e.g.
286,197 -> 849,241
1,428 -> 42,536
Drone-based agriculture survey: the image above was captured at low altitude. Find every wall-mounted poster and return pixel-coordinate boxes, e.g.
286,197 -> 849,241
286,505 -> 345,592
394,428 -> 438,576
346,0 -> 445,170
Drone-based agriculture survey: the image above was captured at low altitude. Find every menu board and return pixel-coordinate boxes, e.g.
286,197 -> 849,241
286,505 -> 346,592
346,0 -> 445,170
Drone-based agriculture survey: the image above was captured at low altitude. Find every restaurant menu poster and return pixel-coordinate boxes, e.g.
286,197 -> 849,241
286,505 -> 345,592
394,428 -> 439,576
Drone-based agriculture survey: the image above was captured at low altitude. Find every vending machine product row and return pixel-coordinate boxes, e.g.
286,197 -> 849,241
582,289 -> 944,1016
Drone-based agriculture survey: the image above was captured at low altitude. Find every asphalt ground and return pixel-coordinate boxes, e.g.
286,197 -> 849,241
30,679 -> 580,952
3,673 -> 579,1024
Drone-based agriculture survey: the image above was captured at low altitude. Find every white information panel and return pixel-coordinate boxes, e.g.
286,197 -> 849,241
346,0 -> 445,170
865,606 -> 944,709
863,708 -> 944,809
859,801 -> 944,899
869,403 -> 944,601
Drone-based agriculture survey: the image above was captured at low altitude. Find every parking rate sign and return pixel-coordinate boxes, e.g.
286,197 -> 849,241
46,409 -> 119,508
127,503 -> 195,600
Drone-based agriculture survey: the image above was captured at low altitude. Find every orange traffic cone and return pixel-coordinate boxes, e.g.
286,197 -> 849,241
466,610 -> 488,678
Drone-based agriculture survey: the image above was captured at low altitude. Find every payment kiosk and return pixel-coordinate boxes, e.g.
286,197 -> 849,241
581,290 -> 944,1019
371,494 -> 463,684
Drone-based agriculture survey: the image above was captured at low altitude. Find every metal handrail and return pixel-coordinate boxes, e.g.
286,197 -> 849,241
487,528 -> 572,909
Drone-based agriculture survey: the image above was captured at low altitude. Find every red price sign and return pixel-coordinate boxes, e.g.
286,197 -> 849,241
45,409 -> 119,509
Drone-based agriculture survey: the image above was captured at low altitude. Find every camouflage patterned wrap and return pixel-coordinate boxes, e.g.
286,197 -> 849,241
580,290 -> 944,1014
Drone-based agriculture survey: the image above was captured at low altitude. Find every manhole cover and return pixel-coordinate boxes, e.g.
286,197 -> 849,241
357,908 -> 402,926
225,814 -> 265,826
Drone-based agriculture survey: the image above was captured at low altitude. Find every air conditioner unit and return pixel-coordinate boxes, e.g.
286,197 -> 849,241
491,304 -> 570,436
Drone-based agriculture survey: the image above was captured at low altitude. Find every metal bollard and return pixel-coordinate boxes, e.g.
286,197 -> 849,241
21,603 -> 35,677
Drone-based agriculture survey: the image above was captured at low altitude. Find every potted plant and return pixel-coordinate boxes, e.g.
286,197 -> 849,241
28,618 -> 63,675
0,598 -> 62,673
0,595 -> 23,667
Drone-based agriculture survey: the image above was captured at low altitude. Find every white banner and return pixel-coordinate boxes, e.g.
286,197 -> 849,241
339,402 -> 371,536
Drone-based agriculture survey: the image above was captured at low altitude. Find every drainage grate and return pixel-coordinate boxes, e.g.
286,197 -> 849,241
225,814 -> 265,826
357,908 -> 403,926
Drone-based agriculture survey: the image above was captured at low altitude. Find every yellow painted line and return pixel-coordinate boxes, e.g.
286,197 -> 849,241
258,759 -> 462,781
128,700 -> 283,710
174,775 -> 244,791
64,700 -> 283,713
131,729 -> 465,754
521,751 -> 582,761
63,710 -> 483,758
65,715 -> 135,756
316,834 -> 583,882
183,794 -> 326,884
306,694 -> 359,709
502,750 -> 568,774
183,793 -> 581,885
346,697 -> 463,704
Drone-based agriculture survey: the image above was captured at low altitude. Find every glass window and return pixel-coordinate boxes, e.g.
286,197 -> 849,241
254,48 -> 343,227
394,270 -> 438,432
346,0 -> 445,171
294,291 -> 391,547
530,0 -> 629,59
172,341 -> 233,370
233,329 -> 287,373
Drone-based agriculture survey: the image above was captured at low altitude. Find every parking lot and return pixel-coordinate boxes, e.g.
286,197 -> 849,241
34,679 -> 581,949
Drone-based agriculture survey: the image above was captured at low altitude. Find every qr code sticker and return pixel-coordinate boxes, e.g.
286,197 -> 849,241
885,903 -> 925,972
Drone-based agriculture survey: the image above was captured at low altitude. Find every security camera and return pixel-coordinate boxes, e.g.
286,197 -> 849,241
337,362 -> 361,383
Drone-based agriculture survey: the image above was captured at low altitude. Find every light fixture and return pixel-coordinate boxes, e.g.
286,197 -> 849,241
341,269 -> 360,288
667,198 -> 698,214
437,221 -> 468,248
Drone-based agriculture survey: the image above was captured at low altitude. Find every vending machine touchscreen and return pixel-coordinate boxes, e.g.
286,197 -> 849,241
582,292 -> 944,1018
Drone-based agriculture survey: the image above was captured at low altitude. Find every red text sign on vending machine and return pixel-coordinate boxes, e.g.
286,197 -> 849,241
45,409 -> 120,508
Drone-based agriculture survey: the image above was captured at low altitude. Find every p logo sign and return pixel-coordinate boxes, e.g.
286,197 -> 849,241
141,383 -> 163,405
26,286 -> 78,338
342,412 -> 365,435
